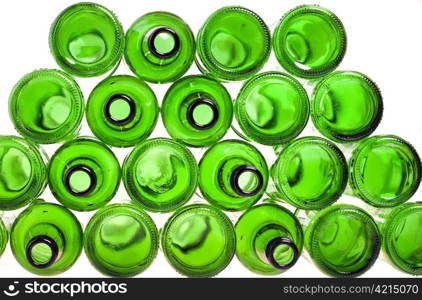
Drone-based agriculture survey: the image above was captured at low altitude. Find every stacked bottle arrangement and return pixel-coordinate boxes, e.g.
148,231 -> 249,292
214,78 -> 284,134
0,2 -> 421,278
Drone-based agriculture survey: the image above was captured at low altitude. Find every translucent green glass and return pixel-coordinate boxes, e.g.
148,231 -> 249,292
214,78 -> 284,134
199,139 -> 268,211
162,75 -> 233,147
84,203 -> 159,277
125,12 -> 195,83
311,71 -> 383,143
10,201 -> 83,276
235,72 -> 309,145
349,135 -> 421,207
49,2 -> 124,77
304,204 -> 381,277
9,69 -> 84,144
122,138 -> 198,212
273,5 -> 346,78
236,203 -> 303,275
0,218 -> 8,257
0,136 -> 47,210
87,75 -> 159,147
271,137 -> 347,210
196,6 -> 271,81
382,202 -> 422,275
161,204 -> 236,277
48,137 -> 121,211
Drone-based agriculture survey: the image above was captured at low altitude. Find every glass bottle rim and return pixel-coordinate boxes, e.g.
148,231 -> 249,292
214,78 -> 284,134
235,71 -> 310,145
311,70 -> 383,143
49,2 -> 124,77
272,136 -> 348,210
197,6 -> 271,81
306,204 -> 381,277
349,135 -> 422,207
161,203 -> 236,277
273,4 -> 347,78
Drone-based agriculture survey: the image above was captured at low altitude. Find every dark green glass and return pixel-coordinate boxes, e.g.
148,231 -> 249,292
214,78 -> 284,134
161,204 -> 235,277
162,75 -> 233,147
196,6 -> 271,81
122,138 -> 198,212
49,2 -> 124,77
10,201 -> 83,276
48,137 -> 121,211
234,71 -> 309,145
0,136 -> 47,210
9,69 -> 84,144
125,12 -> 195,83
349,135 -> 421,207
304,204 -> 381,277
270,137 -> 347,210
0,218 -> 8,257
84,203 -> 159,277
236,203 -> 303,275
87,75 -> 159,147
311,71 -> 383,143
381,202 -> 422,275
199,140 -> 268,211
273,5 -> 346,78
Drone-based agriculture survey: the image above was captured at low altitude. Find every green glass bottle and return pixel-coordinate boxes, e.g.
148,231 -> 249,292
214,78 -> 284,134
311,71 -> 383,143
125,12 -> 195,83
381,202 -> 422,275
349,135 -> 421,208
273,5 -> 346,78
304,204 -> 381,277
0,136 -> 47,210
234,72 -> 309,145
84,203 -> 159,277
199,140 -> 268,211
0,218 -> 8,257
161,204 -> 236,277
122,138 -> 198,212
48,137 -> 121,211
9,69 -> 84,144
196,6 -> 271,81
235,203 -> 303,275
10,201 -> 83,276
161,75 -> 233,147
270,137 -> 348,210
86,75 -> 159,147
49,2 -> 124,77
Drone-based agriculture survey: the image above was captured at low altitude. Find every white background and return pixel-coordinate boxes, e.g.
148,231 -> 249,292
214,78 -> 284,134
0,0 -> 421,278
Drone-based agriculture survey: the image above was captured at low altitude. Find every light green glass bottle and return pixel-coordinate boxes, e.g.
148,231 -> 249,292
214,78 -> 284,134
311,71 -> 383,143
49,2 -> 124,77
380,202 -> 422,275
10,201 -> 83,276
161,204 -> 236,277
86,75 -> 159,147
235,203 -> 303,275
161,75 -> 233,147
304,204 -> 381,277
196,6 -> 271,81
199,140 -> 268,211
0,218 -> 8,257
234,72 -> 309,145
270,137 -> 348,210
125,12 -> 195,83
84,203 -> 159,277
0,136 -> 47,210
48,137 -> 121,211
273,5 -> 346,78
9,69 -> 84,144
349,135 -> 421,207
122,138 -> 198,212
